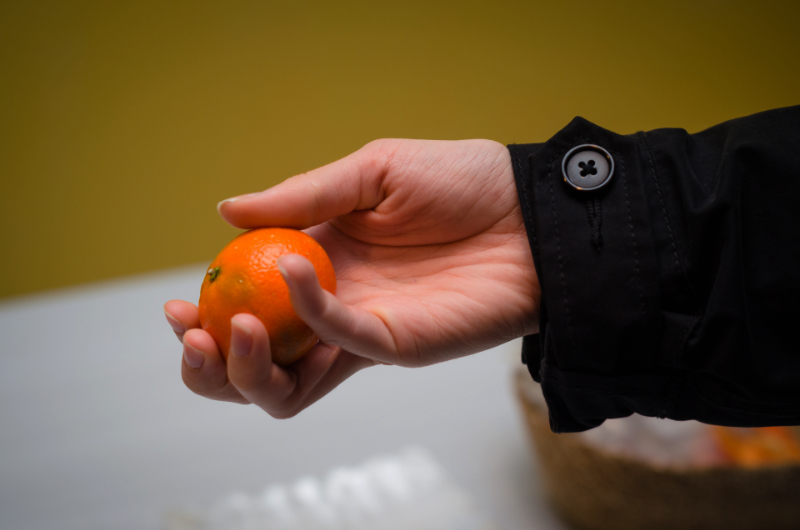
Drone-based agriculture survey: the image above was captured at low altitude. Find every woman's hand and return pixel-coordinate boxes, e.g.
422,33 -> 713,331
164,139 -> 540,418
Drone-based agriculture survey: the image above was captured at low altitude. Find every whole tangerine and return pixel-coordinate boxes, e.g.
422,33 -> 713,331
198,228 -> 336,366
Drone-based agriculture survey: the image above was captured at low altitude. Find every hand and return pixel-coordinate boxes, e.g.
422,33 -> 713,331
164,139 -> 540,418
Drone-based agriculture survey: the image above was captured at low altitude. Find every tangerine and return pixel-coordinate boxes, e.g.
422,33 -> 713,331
198,228 -> 336,366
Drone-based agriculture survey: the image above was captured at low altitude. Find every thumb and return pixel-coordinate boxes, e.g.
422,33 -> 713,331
217,141 -> 392,229
277,254 -> 401,364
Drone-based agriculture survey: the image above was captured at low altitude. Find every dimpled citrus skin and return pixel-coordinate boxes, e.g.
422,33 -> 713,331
198,228 -> 336,367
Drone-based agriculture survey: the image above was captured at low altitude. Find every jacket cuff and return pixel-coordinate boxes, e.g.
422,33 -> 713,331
509,118 -> 670,433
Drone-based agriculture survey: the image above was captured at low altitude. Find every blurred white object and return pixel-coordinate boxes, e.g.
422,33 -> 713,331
164,447 -> 495,530
518,373 -> 721,467
578,413 -> 721,467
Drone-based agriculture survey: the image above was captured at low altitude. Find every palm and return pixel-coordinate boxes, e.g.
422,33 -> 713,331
311,211 -> 535,367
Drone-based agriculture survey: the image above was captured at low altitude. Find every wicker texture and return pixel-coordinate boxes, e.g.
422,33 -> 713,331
515,370 -> 800,530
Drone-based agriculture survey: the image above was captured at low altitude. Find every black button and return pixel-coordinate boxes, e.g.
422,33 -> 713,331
562,144 -> 614,191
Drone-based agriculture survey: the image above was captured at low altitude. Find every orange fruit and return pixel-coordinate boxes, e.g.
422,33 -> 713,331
712,425 -> 800,467
198,228 -> 336,366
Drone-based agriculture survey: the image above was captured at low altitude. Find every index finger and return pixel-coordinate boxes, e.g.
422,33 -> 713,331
217,141 -> 395,229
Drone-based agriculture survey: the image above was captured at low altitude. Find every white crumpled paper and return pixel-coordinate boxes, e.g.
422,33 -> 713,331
165,447 -> 495,530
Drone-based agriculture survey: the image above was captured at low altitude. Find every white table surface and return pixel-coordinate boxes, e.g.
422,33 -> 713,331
0,266 -> 566,530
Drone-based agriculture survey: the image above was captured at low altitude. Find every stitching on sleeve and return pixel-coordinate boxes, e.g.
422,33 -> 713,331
616,151 -> 646,320
520,154 -> 539,258
546,142 -> 581,351
640,132 -> 684,277
584,198 -> 603,251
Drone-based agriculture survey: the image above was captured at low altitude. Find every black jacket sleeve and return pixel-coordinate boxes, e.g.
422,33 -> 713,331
509,105 -> 800,433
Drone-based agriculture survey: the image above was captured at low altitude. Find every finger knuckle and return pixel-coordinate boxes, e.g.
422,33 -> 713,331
212,385 -> 248,404
362,138 -> 389,153
182,370 -> 217,398
228,367 -> 269,393
313,331 -> 348,352
360,139 -> 397,170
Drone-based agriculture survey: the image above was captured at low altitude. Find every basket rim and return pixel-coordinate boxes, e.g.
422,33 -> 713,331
513,368 -> 800,475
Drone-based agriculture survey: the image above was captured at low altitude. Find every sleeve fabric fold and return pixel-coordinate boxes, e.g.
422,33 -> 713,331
509,105 -> 800,433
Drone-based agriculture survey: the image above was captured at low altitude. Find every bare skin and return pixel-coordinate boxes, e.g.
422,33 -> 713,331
163,139 -> 540,419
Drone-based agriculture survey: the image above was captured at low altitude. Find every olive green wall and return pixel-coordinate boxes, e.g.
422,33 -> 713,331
1,1 -> 798,299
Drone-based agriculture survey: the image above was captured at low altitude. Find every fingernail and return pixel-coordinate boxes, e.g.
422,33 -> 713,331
277,260 -> 288,279
183,343 -> 205,370
277,258 -> 291,286
216,192 -> 260,214
230,317 -> 253,358
164,310 -> 185,335
216,198 -> 237,214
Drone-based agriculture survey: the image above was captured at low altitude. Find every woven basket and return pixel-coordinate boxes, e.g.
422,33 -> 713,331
514,369 -> 800,530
